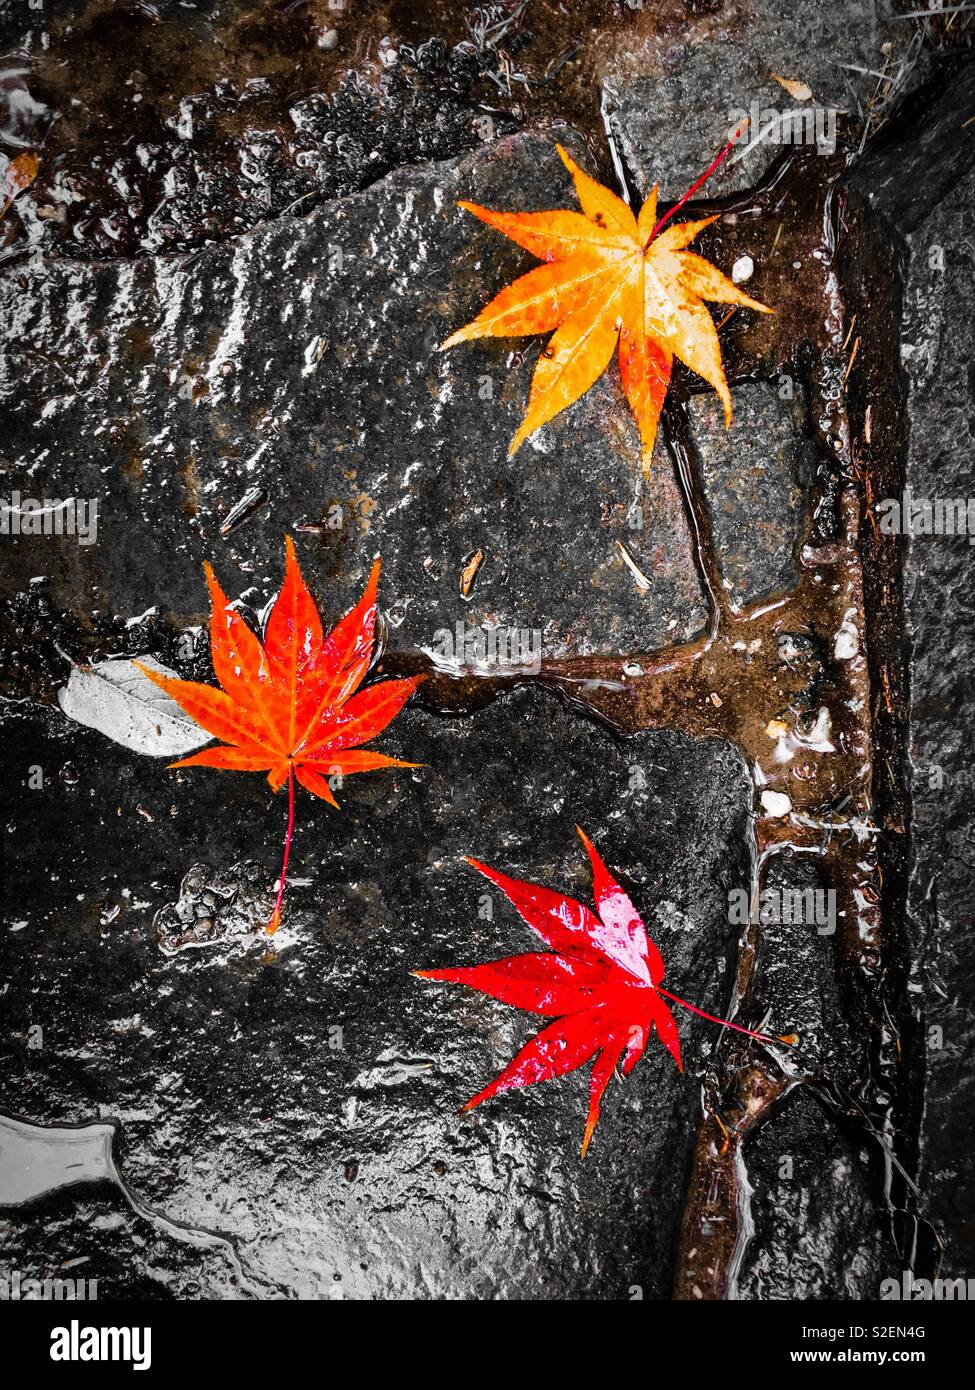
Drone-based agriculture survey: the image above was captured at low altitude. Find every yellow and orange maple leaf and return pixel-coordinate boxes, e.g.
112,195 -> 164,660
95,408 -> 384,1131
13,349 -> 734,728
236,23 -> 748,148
441,141 -> 772,471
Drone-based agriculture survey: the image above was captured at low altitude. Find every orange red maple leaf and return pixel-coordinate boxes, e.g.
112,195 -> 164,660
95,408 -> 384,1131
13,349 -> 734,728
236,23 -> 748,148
441,135 -> 772,470
136,537 -> 421,932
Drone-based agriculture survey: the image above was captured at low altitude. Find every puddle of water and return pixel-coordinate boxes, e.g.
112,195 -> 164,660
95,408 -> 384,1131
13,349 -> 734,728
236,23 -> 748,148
0,1111 -> 265,1295
0,1112 -> 116,1205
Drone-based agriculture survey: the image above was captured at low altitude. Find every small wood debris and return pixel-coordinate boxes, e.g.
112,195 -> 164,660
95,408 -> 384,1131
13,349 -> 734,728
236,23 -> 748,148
772,74 -> 813,101
843,336 -> 861,382
615,540 -> 651,592
460,548 -> 484,597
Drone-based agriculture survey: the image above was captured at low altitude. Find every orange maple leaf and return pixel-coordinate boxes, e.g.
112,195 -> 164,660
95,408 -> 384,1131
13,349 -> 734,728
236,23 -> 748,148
441,131 -> 772,471
135,537 -> 422,933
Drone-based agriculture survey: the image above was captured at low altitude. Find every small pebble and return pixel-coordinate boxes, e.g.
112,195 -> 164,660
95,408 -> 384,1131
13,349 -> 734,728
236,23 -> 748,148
834,622 -> 859,661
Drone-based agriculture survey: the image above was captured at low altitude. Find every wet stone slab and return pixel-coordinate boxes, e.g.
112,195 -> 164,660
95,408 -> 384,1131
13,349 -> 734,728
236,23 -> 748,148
688,380 -> 815,608
602,0 -> 915,199
886,109 -> 975,1282
737,1088 -> 897,1300
0,687 -> 750,1299
0,6 -> 522,263
754,854 -> 871,1096
0,130 -> 706,673
729,853 -> 894,1300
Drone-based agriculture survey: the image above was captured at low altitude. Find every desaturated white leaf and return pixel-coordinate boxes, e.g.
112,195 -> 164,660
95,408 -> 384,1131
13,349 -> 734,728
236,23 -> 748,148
57,656 -> 212,758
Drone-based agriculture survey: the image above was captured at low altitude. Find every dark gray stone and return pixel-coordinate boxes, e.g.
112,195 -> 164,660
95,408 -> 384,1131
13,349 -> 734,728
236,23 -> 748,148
0,131 -> 705,666
737,1089 -> 897,1300
896,149 -> 975,1284
603,0 -> 917,200
0,688 -> 750,1299
688,380 -> 815,608
850,63 -> 975,237
846,53 -> 975,1284
754,855 -> 870,1090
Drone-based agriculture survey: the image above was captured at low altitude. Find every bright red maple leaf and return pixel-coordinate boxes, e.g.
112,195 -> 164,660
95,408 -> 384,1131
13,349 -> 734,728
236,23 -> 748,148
136,537 -> 421,933
415,828 -> 789,1156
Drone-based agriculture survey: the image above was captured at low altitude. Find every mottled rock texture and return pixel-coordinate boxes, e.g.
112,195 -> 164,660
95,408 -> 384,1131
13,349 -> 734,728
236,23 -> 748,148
1,690 -> 749,1299
689,381 -> 814,607
602,0 -> 920,199
0,132 -> 705,659
858,66 -> 975,1284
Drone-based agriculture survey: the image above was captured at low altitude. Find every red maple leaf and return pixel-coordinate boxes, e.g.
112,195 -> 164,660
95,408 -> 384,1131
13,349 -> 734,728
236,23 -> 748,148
415,827 -> 790,1156
136,537 -> 422,933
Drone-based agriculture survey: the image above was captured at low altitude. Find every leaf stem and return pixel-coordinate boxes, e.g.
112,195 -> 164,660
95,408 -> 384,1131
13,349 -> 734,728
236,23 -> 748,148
656,985 -> 793,1046
648,119 -> 747,243
267,764 -> 295,935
